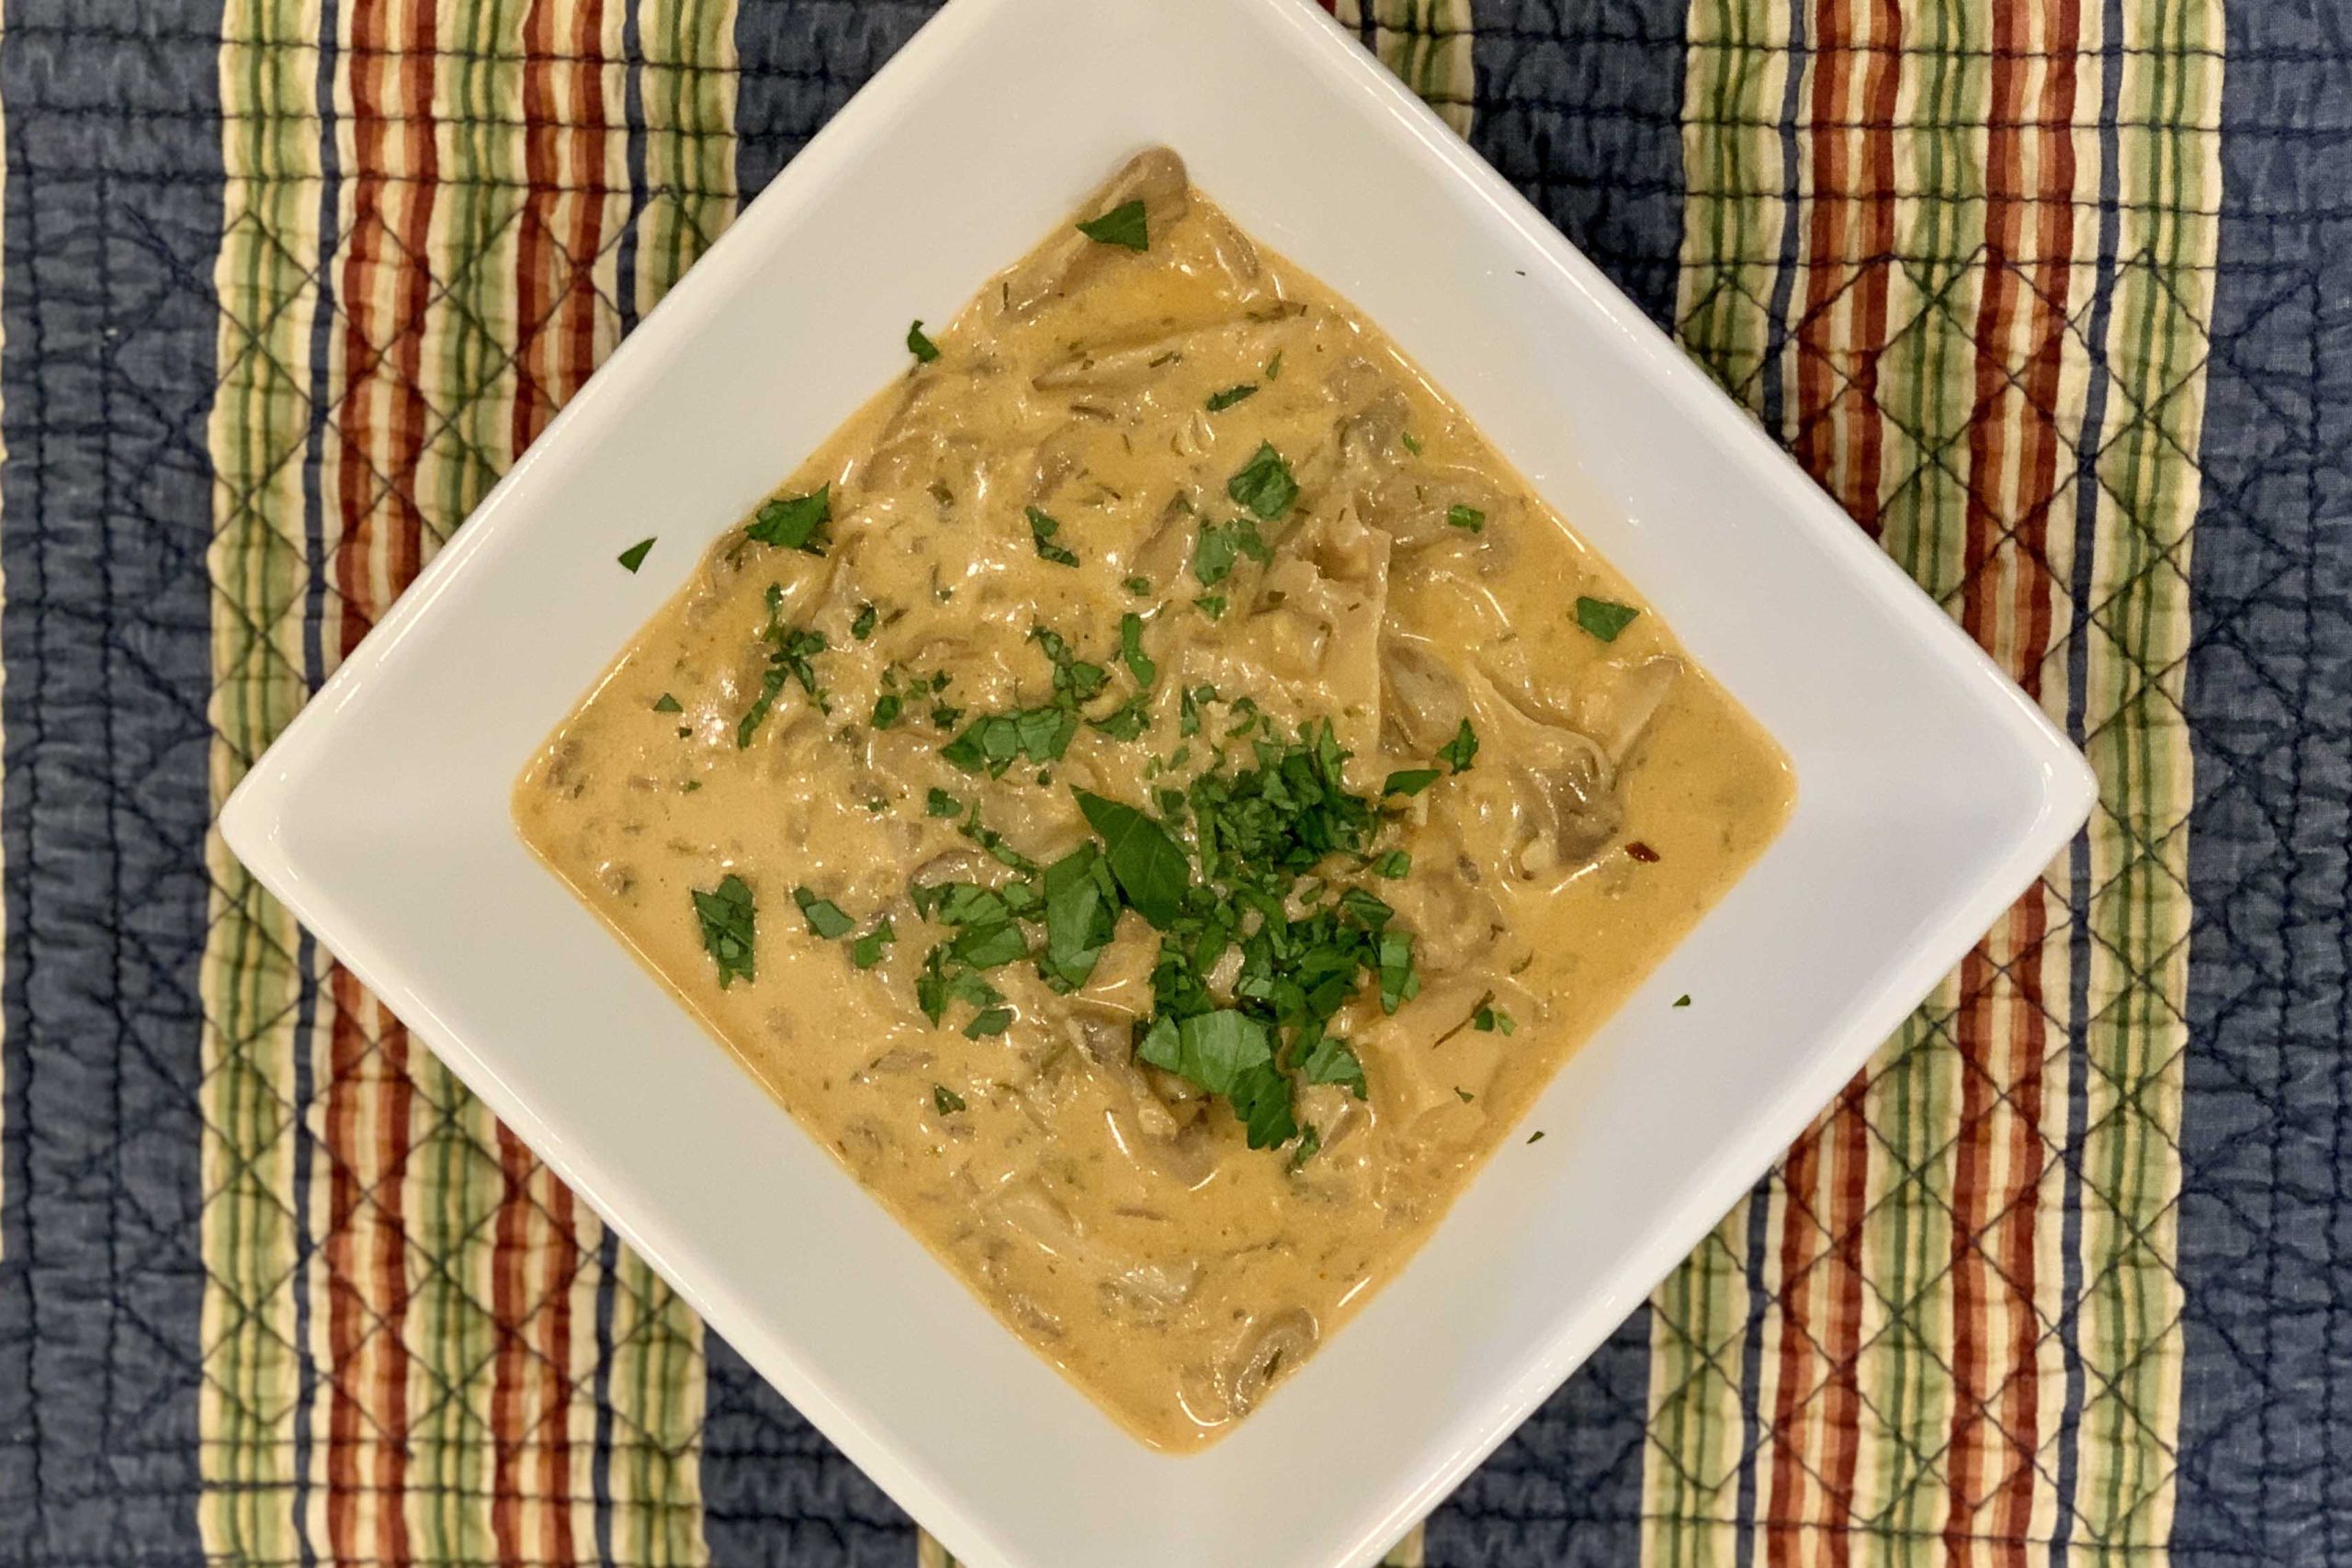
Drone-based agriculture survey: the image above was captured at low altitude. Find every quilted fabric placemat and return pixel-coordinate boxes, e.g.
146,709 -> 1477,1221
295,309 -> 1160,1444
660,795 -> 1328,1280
0,0 -> 2343,1564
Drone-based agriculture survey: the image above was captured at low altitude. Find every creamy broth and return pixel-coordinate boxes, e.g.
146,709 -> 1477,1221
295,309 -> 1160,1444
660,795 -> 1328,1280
516,149 -> 1792,1450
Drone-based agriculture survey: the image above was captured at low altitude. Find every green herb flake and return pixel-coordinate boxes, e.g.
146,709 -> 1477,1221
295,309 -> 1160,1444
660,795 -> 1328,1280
1205,383 -> 1260,413
1076,198 -> 1149,252
1193,593 -> 1227,621
1447,504 -> 1486,534
1674,994 -> 1692,1009
925,788 -> 963,818
1027,506 -> 1080,567
651,693 -> 683,714
692,874 -> 757,988
791,886 -> 856,940
1400,432 -> 1424,456
1374,850 -> 1412,879
745,485 -> 831,552
932,1083 -> 967,1115
851,918 -> 898,971
1265,350 -> 1283,381
1383,767 -> 1442,797
1455,1087 -> 1475,1103
906,319 -> 941,363
1439,718 -> 1480,773
850,603 -> 878,640
1474,1005 -> 1517,1035
1575,596 -> 1642,642
1123,575 -> 1152,596
964,1006 -> 1016,1039
1075,791 -> 1191,929
870,693 -> 904,729
1119,612 -> 1158,688
616,537 -> 655,573
1527,1130 -> 1546,1145
1226,442 -> 1298,521
1300,1033 -> 1368,1100
1192,517 -> 1272,588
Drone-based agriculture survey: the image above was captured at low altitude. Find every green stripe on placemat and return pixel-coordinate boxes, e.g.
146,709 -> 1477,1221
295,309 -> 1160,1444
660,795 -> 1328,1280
1652,0 -> 2220,1562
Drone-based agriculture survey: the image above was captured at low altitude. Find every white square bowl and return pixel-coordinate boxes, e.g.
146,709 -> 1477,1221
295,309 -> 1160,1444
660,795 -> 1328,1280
219,0 -> 2096,1563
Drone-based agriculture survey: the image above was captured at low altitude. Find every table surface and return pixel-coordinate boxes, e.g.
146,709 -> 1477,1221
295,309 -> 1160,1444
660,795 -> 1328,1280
0,1 -> 2342,1564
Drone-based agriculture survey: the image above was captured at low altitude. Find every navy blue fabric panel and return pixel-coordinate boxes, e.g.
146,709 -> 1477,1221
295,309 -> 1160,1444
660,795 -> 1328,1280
731,0 -> 937,209
0,1 -> 227,1562
698,1335 -> 915,1567
1470,0 -> 1692,327
2174,0 -> 2352,1558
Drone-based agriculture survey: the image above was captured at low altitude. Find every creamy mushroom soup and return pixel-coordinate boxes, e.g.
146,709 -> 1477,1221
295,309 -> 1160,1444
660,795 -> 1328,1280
516,149 -> 1792,1450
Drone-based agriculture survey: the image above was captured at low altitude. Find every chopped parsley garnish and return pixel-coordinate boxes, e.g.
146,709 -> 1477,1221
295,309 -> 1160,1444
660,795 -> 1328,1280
1456,1087 -> 1476,1102
791,886 -> 856,940
1091,699 -> 1151,741
1124,575 -> 1152,596
1205,383 -> 1260,412
1265,350 -> 1283,381
1192,517 -> 1272,587
1527,1130 -> 1546,1145
1374,850 -> 1411,878
1193,594 -> 1227,621
1039,844 -> 1120,990
1575,596 -> 1641,642
1384,767 -> 1441,797
851,918 -> 898,970
745,485 -> 831,552
617,537 -> 655,573
1674,994 -> 1692,1009
1226,442 -> 1298,521
692,874 -> 756,988
1076,198 -> 1149,251
652,693 -> 683,714
1474,1005 -> 1516,1035
925,788 -> 963,818
850,603 -> 878,640
964,1006 -> 1016,1038
871,693 -> 904,729
738,588 -> 828,747
941,707 -> 1077,775
907,319 -> 941,363
1439,718 -> 1480,773
1400,432 -> 1424,456
1119,612 -> 1157,688
1027,505 -> 1079,567
933,1083 -> 967,1115
1447,504 -> 1486,534
1075,791 -> 1192,928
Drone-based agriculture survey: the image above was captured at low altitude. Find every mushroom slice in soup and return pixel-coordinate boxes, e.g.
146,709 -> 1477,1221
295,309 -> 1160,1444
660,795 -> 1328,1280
1001,147 -> 1191,319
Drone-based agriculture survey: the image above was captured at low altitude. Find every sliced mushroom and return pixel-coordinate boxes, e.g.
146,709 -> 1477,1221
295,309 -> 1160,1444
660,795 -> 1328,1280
1509,730 -> 1621,884
1032,309 -> 1304,394
1225,1307 -> 1317,1416
1001,147 -> 1192,319
1128,491 -> 1201,589
1583,655 -> 1682,762
1380,637 -> 1469,754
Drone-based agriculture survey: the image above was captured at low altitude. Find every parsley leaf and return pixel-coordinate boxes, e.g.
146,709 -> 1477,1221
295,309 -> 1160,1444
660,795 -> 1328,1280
1193,594 -> 1227,621
850,603 -> 877,640
906,319 -> 941,363
692,874 -> 756,988
1300,1033 -> 1368,1100
1027,506 -> 1079,567
1039,844 -> 1119,990
1382,767 -> 1441,797
1075,791 -> 1191,929
1374,850 -> 1411,878
1076,198 -> 1149,251
1265,350 -> 1284,381
1192,517 -> 1272,587
1205,383 -> 1259,412
1447,504 -> 1486,534
870,693 -> 903,729
1674,994 -> 1692,1009
1575,596 -> 1641,642
1120,612 -> 1157,687
925,788 -> 963,818
1123,575 -> 1152,596
1439,718 -> 1480,773
1226,442 -> 1298,521
652,693 -> 682,714
792,886 -> 855,940
932,1083 -> 967,1115
617,537 -> 655,573
851,918 -> 897,970
964,1006 -> 1016,1039
745,486 -> 831,552
1474,1004 -> 1516,1035
1138,1011 -> 1296,1148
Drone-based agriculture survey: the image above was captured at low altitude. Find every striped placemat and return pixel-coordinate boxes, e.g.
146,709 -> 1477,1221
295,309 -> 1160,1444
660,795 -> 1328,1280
3,0 -> 2343,1564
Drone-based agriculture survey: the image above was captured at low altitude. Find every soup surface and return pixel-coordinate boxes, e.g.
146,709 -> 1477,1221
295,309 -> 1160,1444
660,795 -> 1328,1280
516,149 -> 1792,1450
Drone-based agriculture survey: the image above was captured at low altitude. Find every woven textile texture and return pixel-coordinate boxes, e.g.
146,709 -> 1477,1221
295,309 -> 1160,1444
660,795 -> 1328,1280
0,0 -> 2345,1565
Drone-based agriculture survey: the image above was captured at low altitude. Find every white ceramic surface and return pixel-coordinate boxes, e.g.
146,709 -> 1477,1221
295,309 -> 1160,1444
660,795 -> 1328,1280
219,0 -> 2097,1563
